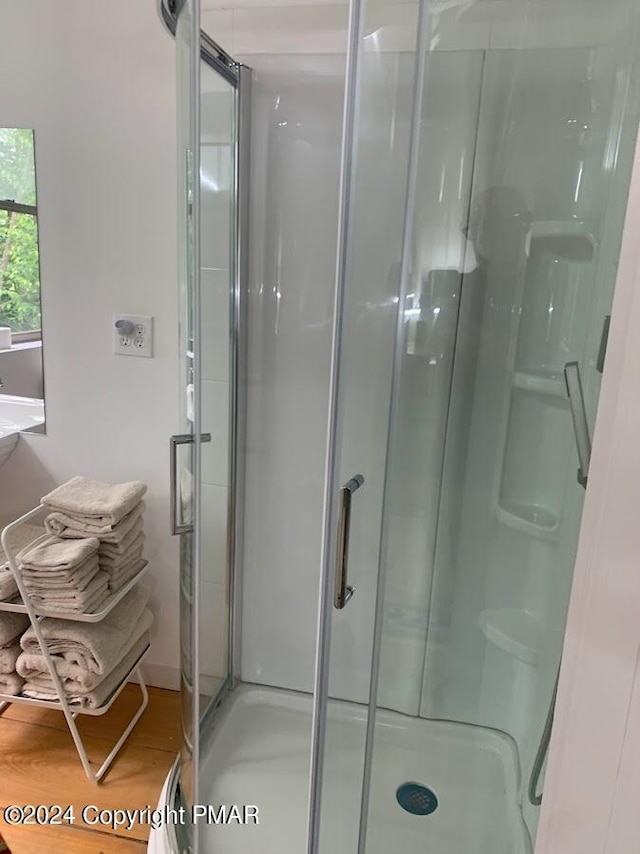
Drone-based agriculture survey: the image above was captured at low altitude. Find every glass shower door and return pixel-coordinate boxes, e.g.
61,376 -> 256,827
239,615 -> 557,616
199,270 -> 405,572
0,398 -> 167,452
174,0 -> 201,823
357,2 -> 640,854
308,0 -> 427,850
173,3 -> 241,852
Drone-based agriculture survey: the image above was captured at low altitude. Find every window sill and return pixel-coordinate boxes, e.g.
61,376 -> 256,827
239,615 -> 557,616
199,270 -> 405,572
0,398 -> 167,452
11,332 -> 42,345
0,340 -> 42,355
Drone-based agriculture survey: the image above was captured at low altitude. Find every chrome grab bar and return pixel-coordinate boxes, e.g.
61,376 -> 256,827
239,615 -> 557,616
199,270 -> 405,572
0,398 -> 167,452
170,433 -> 211,535
528,664 -> 560,805
334,474 -> 364,609
564,361 -> 592,489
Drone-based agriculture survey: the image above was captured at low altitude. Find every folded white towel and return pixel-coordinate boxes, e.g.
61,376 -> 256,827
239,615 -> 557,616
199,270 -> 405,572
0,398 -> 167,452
28,571 -> 109,615
0,569 -> 17,603
0,671 -> 24,696
0,613 -> 30,647
99,526 -> 145,559
17,608 -> 153,691
42,477 -> 147,527
103,553 -> 145,579
99,543 -> 144,573
22,632 -> 150,709
23,557 -> 99,591
0,523 -> 47,601
107,559 -> 147,593
17,534 -> 99,571
0,641 -> 21,675
20,584 -> 151,675
46,502 -> 145,543
1,523 -> 48,565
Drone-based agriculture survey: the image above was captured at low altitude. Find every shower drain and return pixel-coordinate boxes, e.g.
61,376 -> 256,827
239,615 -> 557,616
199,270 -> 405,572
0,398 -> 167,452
396,782 -> 438,816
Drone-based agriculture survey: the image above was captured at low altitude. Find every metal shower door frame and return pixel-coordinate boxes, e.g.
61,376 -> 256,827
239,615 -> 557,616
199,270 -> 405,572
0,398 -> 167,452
162,2 -> 250,851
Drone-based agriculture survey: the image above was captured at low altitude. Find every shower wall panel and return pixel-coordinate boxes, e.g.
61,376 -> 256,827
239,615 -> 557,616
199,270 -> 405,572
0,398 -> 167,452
238,48 -> 418,702
200,0 -> 638,712
222,11 -> 507,704
326,42 -> 420,706
199,70 -> 234,695
376,50 -> 485,715
239,55 -> 345,693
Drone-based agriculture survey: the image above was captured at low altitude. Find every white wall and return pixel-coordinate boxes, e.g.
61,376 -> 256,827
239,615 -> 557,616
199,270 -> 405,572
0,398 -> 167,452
0,1 -> 181,687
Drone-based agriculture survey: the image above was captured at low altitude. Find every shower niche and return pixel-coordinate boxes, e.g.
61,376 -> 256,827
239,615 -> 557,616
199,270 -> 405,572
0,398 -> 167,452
497,220 -> 597,541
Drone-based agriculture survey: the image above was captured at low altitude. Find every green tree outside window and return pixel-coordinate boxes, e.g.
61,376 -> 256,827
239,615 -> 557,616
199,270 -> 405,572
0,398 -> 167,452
0,128 -> 42,335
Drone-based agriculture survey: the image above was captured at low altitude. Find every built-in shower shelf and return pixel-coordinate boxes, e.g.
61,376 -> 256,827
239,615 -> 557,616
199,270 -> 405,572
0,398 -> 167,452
497,502 -> 558,540
479,608 -> 542,665
526,220 -> 596,261
512,370 -> 568,400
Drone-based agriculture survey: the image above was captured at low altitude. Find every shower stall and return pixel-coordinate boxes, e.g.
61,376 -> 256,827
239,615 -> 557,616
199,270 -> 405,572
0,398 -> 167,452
155,0 -> 640,851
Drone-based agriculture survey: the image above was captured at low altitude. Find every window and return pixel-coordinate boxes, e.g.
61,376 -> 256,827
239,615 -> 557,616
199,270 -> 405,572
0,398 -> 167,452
0,128 -> 42,340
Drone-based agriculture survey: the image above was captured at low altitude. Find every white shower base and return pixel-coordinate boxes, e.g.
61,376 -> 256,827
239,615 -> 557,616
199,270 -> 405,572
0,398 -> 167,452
149,685 -> 530,854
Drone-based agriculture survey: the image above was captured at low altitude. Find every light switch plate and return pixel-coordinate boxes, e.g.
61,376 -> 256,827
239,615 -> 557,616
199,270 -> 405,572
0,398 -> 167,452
113,314 -> 153,358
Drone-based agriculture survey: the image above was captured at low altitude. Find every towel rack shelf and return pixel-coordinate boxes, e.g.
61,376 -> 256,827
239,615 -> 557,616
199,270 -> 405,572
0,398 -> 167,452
0,504 -> 151,783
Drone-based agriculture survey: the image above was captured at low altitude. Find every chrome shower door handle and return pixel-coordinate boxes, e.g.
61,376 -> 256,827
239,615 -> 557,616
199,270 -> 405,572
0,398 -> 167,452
564,361 -> 592,489
170,433 -> 211,535
334,474 -> 365,609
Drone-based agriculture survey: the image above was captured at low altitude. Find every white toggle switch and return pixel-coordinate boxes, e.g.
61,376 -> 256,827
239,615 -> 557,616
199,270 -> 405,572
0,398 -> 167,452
113,314 -> 153,358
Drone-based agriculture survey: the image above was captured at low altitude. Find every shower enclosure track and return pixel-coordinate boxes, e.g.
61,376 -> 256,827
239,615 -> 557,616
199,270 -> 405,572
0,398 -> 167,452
159,0 -> 240,85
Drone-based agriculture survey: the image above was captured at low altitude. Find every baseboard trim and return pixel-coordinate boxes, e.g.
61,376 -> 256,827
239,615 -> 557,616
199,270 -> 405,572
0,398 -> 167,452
136,662 -> 180,691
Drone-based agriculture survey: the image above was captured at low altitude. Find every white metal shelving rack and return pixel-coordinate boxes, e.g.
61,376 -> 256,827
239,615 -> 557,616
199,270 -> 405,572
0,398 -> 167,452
0,505 -> 150,783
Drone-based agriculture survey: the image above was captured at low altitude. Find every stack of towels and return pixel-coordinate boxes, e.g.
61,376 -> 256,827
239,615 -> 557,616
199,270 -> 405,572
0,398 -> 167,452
16,536 -> 107,615
0,524 -> 50,603
16,584 -> 153,708
0,613 -> 30,695
42,477 -> 147,594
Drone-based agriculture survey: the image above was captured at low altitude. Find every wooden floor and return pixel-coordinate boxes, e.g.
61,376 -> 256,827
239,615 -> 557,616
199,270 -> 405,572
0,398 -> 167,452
0,684 -> 181,853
